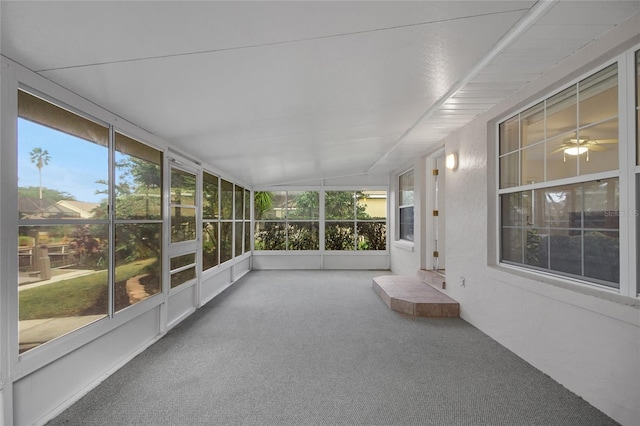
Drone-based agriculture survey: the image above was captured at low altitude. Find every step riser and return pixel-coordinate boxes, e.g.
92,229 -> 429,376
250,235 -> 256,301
373,276 -> 459,318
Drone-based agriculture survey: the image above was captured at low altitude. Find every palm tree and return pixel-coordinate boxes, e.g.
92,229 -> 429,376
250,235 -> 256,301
29,147 -> 51,210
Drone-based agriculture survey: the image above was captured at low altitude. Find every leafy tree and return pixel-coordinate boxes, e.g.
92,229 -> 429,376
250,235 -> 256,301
18,186 -> 75,203
69,225 -> 107,269
325,191 -> 369,219
254,191 -> 274,220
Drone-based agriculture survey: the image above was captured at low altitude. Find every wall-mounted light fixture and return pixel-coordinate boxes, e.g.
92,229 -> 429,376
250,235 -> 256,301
446,153 -> 457,170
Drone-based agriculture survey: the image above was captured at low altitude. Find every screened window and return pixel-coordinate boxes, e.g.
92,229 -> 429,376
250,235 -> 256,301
170,253 -> 196,288
220,179 -> 234,262
499,64 -> 622,288
398,170 -> 415,242
244,189 -> 251,254
170,167 -> 197,243
325,191 -> 387,251
235,184 -> 245,257
17,90 -> 110,352
254,191 -> 320,250
202,171 -> 219,271
113,133 -> 162,311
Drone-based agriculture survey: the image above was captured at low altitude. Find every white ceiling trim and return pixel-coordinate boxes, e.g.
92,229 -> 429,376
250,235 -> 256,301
366,0 -> 558,174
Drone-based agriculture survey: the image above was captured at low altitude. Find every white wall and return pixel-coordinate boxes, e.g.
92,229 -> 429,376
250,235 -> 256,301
390,16 -> 640,426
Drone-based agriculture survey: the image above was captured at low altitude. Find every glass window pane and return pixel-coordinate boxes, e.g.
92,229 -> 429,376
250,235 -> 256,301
114,223 -> 161,312
170,168 -> 196,206
501,227 -> 523,263
202,172 -> 219,220
18,109 -> 108,219
288,222 -> 319,250
399,207 -> 414,242
579,63 -> 618,128
636,50 -> 640,165
235,222 -> 243,257
255,191 -> 284,220
544,183 -> 582,229
220,179 -> 234,220
19,224 -> 108,352
244,189 -> 251,220
584,230 -> 619,286
521,102 -> 545,147
171,267 -> 196,289
254,222 -> 286,250
524,227 -> 547,268
583,178 -> 619,229
521,143 -> 545,185
115,133 -> 162,220
501,192 -> 523,227
358,191 -> 387,220
325,222 -> 355,250
357,222 -> 386,250
549,229 -> 582,277
326,191 -> 355,220
399,171 -> 414,206
546,86 -> 577,140
578,120 -> 618,175
170,253 -> 195,271
499,115 -> 520,155
202,222 -> 219,270
220,222 -> 233,262
244,220 -> 251,254
637,174 -> 640,294
170,206 -> 196,243
500,152 -> 519,188
546,132 -> 578,181
288,191 -> 319,220
235,185 -> 244,221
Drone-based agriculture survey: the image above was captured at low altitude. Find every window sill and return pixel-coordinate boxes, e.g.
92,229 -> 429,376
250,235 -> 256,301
393,240 -> 414,252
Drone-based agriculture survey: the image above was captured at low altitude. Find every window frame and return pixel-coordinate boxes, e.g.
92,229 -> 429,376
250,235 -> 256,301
398,169 -> 415,243
495,49 -> 638,297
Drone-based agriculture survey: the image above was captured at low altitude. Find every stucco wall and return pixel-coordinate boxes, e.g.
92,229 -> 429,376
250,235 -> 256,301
390,15 -> 640,426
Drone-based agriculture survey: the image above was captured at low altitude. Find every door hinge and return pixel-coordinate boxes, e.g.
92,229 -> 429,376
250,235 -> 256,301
432,210 -> 439,217
432,169 -> 439,176
433,251 -> 439,258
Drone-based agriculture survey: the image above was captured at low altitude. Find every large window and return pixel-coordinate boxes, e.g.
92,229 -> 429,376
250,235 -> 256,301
17,90 -> 166,353
220,179 -> 234,263
18,90 -> 110,352
254,191 -> 320,250
254,190 -> 387,251
398,170 -> 415,242
202,171 -> 219,271
113,132 -> 162,310
499,63 -> 623,288
325,191 -> 387,251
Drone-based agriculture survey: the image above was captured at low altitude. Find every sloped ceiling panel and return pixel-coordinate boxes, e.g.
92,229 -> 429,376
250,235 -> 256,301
2,1 -> 639,186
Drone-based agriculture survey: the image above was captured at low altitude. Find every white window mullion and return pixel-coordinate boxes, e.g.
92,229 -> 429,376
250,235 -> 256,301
622,48 -> 638,296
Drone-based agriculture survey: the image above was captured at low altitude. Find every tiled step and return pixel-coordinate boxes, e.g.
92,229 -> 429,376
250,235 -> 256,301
373,275 -> 459,318
418,269 -> 446,290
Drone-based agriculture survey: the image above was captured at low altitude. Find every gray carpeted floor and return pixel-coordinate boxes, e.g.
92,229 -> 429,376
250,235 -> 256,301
48,270 -> 618,425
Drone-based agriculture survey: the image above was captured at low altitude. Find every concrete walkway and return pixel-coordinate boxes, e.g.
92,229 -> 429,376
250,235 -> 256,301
19,315 -> 105,352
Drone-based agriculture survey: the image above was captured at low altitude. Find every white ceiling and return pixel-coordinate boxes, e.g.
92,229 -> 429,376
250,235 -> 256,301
2,1 -> 639,187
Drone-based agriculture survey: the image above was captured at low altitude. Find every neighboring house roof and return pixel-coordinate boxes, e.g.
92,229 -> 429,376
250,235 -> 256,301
21,199 -> 99,219
55,200 -> 100,218
18,196 -> 53,217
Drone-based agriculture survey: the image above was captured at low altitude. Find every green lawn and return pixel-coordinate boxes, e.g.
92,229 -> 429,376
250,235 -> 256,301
19,258 -> 157,320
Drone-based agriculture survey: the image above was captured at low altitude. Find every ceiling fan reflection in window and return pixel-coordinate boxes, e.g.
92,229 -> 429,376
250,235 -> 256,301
551,134 -> 617,162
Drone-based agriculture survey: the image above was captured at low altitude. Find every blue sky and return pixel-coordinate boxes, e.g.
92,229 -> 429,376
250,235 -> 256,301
18,118 -> 109,203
